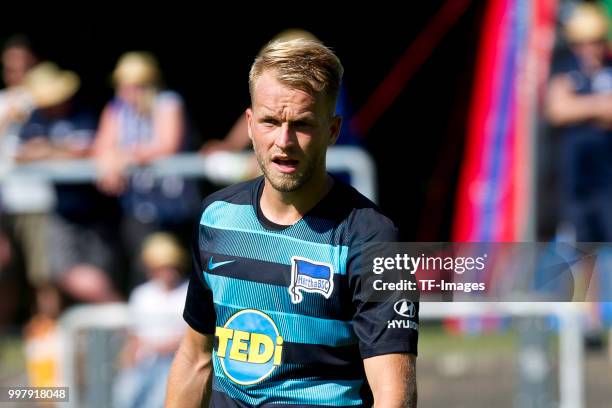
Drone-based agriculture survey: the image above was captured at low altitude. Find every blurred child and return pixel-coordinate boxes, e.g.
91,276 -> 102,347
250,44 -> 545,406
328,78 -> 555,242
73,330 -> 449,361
113,232 -> 189,408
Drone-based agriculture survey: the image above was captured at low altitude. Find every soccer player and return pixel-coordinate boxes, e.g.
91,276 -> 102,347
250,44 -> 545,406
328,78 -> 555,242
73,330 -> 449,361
166,39 -> 418,407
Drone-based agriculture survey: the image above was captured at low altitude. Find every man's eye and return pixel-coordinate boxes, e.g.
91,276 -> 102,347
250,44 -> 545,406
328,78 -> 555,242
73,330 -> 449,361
262,119 -> 279,126
292,121 -> 310,128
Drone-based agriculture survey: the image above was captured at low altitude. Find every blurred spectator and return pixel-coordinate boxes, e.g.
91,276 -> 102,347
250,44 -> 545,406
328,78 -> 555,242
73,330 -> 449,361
17,62 -> 121,303
0,36 -> 40,325
0,35 -> 39,275
113,232 -> 188,408
545,3 -> 612,347
94,51 -> 201,290
23,284 -> 63,387
0,35 -> 37,152
545,3 -> 612,242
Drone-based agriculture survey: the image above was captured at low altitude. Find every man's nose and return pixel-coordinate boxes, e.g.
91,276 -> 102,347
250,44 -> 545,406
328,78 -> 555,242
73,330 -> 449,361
274,123 -> 295,149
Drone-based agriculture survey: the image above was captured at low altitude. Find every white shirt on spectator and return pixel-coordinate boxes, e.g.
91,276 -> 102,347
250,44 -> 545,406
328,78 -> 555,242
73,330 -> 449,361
128,279 -> 188,349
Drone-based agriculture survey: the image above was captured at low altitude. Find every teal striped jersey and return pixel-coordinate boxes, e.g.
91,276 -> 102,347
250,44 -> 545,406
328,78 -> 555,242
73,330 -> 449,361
184,176 -> 418,407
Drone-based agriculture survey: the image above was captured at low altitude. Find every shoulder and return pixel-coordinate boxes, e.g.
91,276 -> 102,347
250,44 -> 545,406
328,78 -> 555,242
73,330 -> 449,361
105,98 -> 125,115
550,53 -> 581,77
24,108 -> 44,124
332,178 -> 399,244
128,281 -> 158,304
200,176 -> 261,212
156,90 -> 183,107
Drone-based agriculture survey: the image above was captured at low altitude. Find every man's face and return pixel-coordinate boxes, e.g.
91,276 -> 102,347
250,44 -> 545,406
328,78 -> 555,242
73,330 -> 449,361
571,38 -> 607,70
247,70 -> 340,193
117,83 -> 150,107
2,47 -> 35,87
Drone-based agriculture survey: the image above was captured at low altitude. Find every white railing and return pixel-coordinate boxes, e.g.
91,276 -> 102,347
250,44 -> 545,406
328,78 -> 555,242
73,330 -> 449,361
58,302 -> 586,408
420,302 -> 585,408
58,303 -> 130,408
0,146 -> 378,203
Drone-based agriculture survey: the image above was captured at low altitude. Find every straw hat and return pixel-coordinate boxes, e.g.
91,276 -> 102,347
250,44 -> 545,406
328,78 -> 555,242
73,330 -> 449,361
112,51 -> 160,86
564,3 -> 610,43
25,62 -> 80,108
141,232 -> 187,271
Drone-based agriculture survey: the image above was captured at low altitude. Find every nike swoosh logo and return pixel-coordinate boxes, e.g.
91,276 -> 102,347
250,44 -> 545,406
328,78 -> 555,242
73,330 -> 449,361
208,257 -> 235,270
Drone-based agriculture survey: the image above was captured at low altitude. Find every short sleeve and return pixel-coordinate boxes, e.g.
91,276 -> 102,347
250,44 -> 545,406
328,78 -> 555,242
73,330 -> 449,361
19,110 -> 46,142
155,90 -> 183,112
348,211 -> 419,359
183,220 -> 216,335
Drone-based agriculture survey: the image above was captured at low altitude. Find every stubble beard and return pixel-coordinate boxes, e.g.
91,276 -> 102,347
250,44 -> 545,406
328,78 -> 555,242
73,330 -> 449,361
256,149 -> 324,193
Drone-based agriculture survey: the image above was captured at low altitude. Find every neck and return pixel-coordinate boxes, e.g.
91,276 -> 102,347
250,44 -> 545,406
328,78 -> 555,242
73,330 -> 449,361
260,171 -> 333,226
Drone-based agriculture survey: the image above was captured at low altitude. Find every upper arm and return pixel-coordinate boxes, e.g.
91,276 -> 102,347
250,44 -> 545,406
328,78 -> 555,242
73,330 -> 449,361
166,326 -> 214,408
348,210 -> 419,359
545,75 -> 576,123
179,326 -> 214,360
545,74 -> 606,126
152,94 -> 184,155
346,209 -> 419,406
93,105 -> 119,156
222,113 -> 251,149
364,353 -> 417,407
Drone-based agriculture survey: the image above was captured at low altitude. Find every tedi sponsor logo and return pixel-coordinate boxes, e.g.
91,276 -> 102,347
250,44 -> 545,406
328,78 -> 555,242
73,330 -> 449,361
215,309 -> 284,385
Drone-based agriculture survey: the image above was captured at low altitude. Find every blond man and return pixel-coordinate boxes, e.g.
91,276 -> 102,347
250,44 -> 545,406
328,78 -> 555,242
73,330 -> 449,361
167,39 -> 418,408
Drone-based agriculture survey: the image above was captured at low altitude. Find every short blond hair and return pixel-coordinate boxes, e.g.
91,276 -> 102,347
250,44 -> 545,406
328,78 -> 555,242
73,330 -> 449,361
249,39 -> 344,113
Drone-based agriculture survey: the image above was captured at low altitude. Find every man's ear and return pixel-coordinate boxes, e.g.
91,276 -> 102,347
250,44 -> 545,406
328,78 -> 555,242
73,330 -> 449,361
328,115 -> 342,146
246,108 -> 254,141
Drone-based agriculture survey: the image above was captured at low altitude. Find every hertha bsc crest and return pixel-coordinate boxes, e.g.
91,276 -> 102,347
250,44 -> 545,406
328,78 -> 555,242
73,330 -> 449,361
288,257 -> 334,304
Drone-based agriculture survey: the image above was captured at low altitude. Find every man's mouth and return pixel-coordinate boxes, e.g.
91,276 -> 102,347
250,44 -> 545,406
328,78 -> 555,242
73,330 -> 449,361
271,157 -> 300,173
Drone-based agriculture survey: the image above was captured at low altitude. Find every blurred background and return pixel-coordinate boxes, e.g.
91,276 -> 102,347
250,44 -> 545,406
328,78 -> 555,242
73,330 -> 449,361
0,0 -> 611,407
